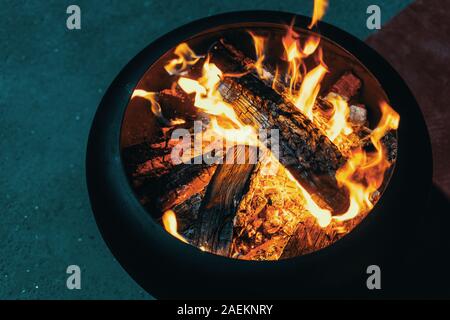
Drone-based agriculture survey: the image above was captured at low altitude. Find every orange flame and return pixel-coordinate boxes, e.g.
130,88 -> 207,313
285,168 -> 332,227
326,94 -> 353,142
308,0 -> 329,29
281,25 -> 325,120
162,210 -> 188,243
333,101 -> 400,222
177,58 -> 258,146
282,25 -> 302,96
248,31 -> 269,80
293,63 -> 328,120
164,43 -> 202,75
154,1 -> 399,234
303,35 -> 321,56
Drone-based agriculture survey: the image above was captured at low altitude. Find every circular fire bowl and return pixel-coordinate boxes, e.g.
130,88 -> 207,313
87,11 -> 432,299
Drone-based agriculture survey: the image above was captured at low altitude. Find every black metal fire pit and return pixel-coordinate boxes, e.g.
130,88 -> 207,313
86,11 -> 432,299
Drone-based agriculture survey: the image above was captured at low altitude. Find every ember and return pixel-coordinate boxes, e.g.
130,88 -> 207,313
121,0 -> 399,260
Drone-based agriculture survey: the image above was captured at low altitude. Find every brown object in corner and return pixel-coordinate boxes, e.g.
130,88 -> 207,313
366,0 -> 450,197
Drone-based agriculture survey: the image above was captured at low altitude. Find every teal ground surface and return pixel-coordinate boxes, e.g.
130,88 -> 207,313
0,0 -> 412,299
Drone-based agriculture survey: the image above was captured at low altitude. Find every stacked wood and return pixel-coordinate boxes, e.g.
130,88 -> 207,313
122,39 -> 399,260
210,40 -> 350,214
220,40 -> 399,161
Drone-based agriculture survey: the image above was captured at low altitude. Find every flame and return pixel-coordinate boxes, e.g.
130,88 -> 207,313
303,35 -> 321,56
326,94 -> 353,142
281,25 -> 325,120
282,25 -> 302,96
285,168 -> 332,227
162,210 -> 188,243
272,65 -> 280,90
248,31 -> 268,80
131,89 -> 185,125
371,101 -> 400,148
164,43 -> 202,75
333,101 -> 399,222
293,63 -> 328,120
177,58 -> 258,146
152,0 -> 399,239
308,0 -> 329,29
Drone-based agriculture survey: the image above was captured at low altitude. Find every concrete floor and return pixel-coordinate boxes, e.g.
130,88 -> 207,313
0,0 -> 412,299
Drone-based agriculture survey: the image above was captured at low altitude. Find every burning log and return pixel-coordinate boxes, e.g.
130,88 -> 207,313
230,152 -> 370,260
161,165 -> 217,242
209,41 -> 349,214
280,210 -> 367,259
196,145 -> 257,255
231,159 -> 307,260
122,35 -> 399,260
158,164 -> 217,212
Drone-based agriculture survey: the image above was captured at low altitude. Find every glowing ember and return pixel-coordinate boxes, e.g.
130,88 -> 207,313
285,168 -> 332,227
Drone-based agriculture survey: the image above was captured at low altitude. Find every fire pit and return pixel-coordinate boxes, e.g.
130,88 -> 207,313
87,11 -> 432,298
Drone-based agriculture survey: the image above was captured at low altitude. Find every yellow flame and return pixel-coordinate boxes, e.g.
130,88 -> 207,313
164,43 -> 202,75
371,101 -> 400,147
308,0 -> 329,29
326,94 -> 353,142
303,35 -> 321,56
177,59 -> 258,145
333,101 -> 400,222
162,210 -> 188,243
279,22 -> 327,123
293,63 -> 328,120
285,168 -> 332,227
155,15 -> 400,232
248,31 -> 268,80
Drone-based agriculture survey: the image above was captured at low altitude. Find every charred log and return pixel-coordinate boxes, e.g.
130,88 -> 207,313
160,165 -> 217,242
158,164 -> 217,212
196,145 -> 257,256
280,212 -> 367,259
209,41 -> 349,214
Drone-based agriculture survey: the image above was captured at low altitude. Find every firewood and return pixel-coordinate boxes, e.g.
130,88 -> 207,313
161,165 -> 217,243
328,72 -> 362,101
158,165 -> 217,212
230,152 -> 371,260
209,41 -> 349,214
280,211 -> 367,259
196,145 -> 257,256
171,192 -> 206,241
231,158 -> 308,260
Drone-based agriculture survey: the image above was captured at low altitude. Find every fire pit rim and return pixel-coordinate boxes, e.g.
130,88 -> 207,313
86,10 -> 432,298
